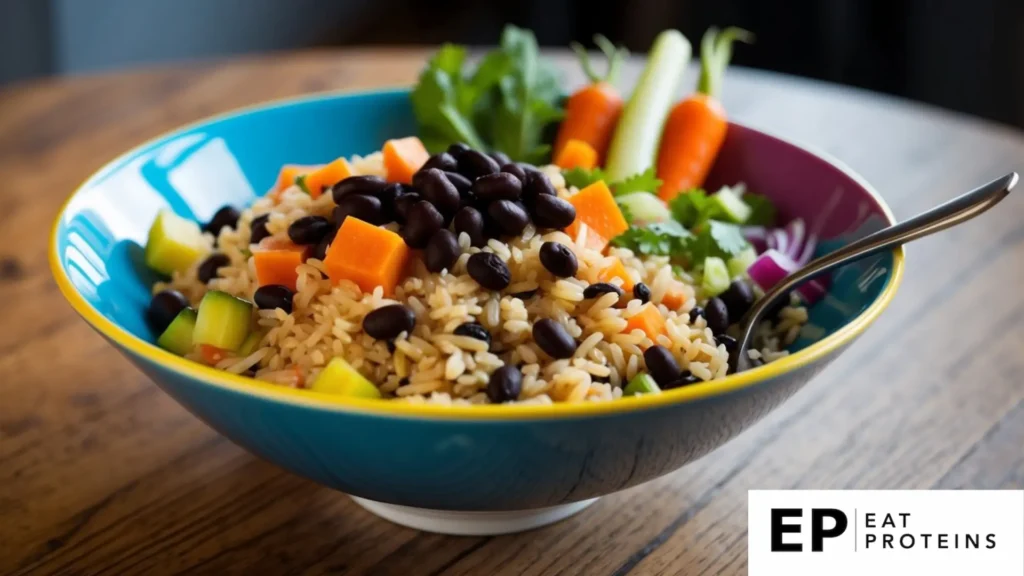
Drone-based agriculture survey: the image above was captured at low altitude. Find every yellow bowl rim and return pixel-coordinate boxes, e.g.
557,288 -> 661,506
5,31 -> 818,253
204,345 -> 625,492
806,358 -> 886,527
49,86 -> 905,421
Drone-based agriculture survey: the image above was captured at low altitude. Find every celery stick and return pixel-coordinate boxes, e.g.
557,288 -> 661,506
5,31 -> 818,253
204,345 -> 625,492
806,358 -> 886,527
604,30 -> 692,182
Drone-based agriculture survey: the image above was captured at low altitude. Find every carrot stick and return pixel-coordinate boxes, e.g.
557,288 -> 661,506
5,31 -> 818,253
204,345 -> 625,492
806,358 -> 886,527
553,36 -> 627,165
656,27 -> 753,202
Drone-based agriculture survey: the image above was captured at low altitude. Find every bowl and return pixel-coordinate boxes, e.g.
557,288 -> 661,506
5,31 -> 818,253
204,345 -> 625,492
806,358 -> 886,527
50,88 -> 903,535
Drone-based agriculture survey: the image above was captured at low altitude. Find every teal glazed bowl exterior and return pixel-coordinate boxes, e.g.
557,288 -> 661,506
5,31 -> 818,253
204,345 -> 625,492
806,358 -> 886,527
51,88 -> 903,523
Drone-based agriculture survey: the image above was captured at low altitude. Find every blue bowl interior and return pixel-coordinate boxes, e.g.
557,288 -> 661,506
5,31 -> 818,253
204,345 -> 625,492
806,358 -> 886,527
54,89 -> 894,357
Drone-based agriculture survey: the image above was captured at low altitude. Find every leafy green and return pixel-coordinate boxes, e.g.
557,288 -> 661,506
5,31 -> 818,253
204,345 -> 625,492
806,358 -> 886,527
686,220 -> 749,263
742,192 -> 777,227
668,189 -> 721,227
562,166 -> 608,190
410,26 -> 564,163
612,220 -> 692,257
295,175 -> 311,195
612,168 -> 662,196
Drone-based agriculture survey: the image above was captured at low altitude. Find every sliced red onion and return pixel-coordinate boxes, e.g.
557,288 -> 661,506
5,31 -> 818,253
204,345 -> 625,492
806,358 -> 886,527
795,233 -> 819,267
767,228 -> 788,255
747,249 -> 826,305
783,218 -> 805,261
742,226 -> 768,253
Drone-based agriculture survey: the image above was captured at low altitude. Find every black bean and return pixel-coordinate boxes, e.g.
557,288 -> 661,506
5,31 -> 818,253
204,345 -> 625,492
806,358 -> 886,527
453,322 -> 491,347
393,192 -> 422,224
421,152 -> 458,173
472,172 -> 522,202
583,282 -> 624,299
704,297 -> 730,335
664,371 -> 701,389
643,345 -> 682,387
532,318 -> 577,359
203,206 -> 241,235
487,365 -> 522,403
197,253 -> 230,283
311,234 -> 332,262
539,241 -> 578,278
500,163 -> 528,184
453,206 -> 486,248
512,288 -> 538,300
717,334 -> 738,355
424,229 -> 460,273
147,290 -> 190,334
719,280 -> 755,321
488,151 -> 512,167
466,252 -> 511,290
517,162 -> 542,176
633,283 -> 651,304
416,168 -> 461,215
447,142 -> 471,158
254,285 -> 294,313
288,215 -> 333,245
487,200 -> 529,236
363,304 -> 416,340
249,214 -> 271,244
688,306 -> 705,324
333,194 -> 383,227
521,171 -> 557,205
401,201 -> 445,248
443,171 -> 473,199
331,175 -> 388,203
377,183 -> 408,223
386,340 -> 396,354
529,194 -> 576,229
457,149 -> 500,180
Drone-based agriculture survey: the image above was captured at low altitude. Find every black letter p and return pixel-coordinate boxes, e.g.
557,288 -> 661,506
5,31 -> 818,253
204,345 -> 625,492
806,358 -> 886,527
811,509 -> 848,552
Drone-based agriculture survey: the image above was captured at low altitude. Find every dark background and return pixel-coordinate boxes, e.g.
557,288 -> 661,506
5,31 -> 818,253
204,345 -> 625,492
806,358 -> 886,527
2,0 -> 1022,128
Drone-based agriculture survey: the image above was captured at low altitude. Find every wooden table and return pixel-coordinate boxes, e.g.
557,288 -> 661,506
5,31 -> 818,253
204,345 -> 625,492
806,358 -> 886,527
2,49 -> 1023,576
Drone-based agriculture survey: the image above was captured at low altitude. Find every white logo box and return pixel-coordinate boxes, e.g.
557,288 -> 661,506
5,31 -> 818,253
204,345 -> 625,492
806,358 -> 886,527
749,490 -> 1024,576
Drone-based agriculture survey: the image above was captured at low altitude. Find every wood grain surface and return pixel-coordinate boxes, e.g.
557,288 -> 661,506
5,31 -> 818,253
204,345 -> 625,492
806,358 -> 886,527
2,48 -> 1023,576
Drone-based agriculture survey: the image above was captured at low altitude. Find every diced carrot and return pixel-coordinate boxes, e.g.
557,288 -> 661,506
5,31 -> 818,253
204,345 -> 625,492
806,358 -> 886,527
564,181 -> 629,252
597,257 -> 635,292
199,344 -> 227,365
275,165 -> 307,193
383,136 -> 430,184
304,157 -> 354,199
554,139 -> 599,170
324,216 -> 410,296
253,237 -> 307,291
623,303 -> 666,341
661,286 -> 688,310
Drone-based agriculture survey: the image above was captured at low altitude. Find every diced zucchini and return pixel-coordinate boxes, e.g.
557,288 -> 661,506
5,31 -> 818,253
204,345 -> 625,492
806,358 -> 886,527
710,186 -> 752,224
193,290 -> 252,351
701,256 -> 730,297
145,210 -> 207,276
157,308 -> 197,356
624,373 -> 661,396
310,357 -> 381,399
237,331 -> 263,357
727,246 -> 758,278
616,192 -> 672,224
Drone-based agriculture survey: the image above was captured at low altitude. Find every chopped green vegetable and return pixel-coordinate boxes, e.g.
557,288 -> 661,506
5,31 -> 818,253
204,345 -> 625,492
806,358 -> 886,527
624,373 -> 661,396
616,191 -> 672,224
701,256 -> 730,296
605,29 -> 691,182
410,26 -> 563,163
612,221 -> 692,256
145,210 -> 207,276
668,189 -> 720,228
612,168 -> 663,196
295,174 -> 311,195
742,192 -> 777,226
562,166 -> 608,190
157,308 -> 197,356
710,186 -> 751,223
237,331 -> 263,357
193,290 -> 252,351
310,357 -> 382,398
727,246 -> 758,277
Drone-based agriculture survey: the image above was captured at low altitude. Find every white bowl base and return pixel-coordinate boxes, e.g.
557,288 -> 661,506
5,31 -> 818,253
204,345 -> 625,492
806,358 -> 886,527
350,497 -> 599,536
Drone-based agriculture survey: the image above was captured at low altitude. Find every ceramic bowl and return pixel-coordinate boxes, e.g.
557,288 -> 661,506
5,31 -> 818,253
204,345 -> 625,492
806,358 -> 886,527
50,88 -> 903,535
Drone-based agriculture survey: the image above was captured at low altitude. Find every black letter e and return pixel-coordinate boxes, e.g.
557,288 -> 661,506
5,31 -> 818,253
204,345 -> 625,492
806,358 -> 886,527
771,508 -> 803,552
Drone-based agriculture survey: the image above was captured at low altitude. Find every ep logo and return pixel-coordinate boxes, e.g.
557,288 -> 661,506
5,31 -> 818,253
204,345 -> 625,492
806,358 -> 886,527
770,508 -> 848,552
